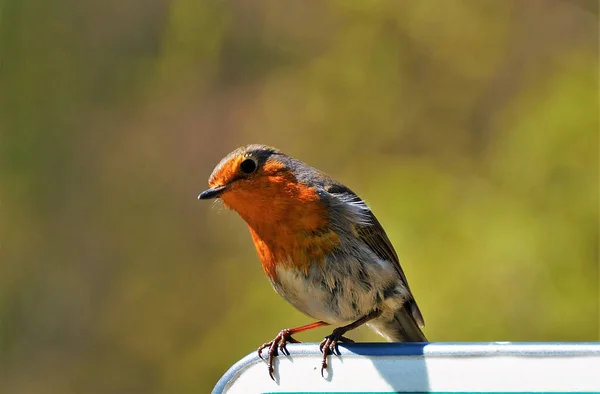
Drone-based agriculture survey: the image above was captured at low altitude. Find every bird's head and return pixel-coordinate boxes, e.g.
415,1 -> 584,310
198,145 -> 327,228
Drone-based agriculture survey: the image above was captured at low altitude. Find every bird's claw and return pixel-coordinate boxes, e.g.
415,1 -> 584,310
257,329 -> 300,380
319,330 -> 354,376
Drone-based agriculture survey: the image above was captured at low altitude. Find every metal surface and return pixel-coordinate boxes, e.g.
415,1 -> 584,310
212,342 -> 600,394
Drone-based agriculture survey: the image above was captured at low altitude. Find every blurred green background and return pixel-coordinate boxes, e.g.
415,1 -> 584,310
1,0 -> 598,393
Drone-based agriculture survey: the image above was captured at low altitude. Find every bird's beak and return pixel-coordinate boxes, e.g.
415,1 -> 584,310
198,185 -> 228,200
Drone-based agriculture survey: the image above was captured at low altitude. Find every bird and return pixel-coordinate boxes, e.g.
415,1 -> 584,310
198,144 -> 426,379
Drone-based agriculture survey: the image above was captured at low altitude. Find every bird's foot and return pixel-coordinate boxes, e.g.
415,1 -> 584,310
319,329 -> 355,376
257,329 -> 300,380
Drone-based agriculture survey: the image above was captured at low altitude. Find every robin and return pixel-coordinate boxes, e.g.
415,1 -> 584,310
198,144 -> 427,379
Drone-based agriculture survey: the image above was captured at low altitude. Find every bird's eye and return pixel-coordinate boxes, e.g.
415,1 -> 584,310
240,158 -> 257,174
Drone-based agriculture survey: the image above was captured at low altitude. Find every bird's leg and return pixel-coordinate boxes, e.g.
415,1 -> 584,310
319,309 -> 382,376
258,321 -> 329,380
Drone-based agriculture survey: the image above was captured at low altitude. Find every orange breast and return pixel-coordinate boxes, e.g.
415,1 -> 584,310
249,224 -> 340,280
221,163 -> 340,280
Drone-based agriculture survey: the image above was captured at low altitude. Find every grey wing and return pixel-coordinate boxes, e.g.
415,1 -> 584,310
325,183 -> 425,327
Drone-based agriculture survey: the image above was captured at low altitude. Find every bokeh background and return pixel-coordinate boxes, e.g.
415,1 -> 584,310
1,0 -> 598,393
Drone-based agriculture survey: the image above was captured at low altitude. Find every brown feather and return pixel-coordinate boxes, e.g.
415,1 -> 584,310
326,183 -> 425,328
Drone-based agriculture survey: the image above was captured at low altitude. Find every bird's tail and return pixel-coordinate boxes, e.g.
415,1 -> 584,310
368,303 -> 427,342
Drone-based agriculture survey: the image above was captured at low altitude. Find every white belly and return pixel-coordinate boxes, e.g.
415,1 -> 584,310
270,254 -> 402,325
